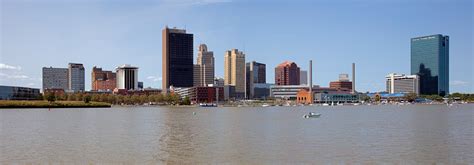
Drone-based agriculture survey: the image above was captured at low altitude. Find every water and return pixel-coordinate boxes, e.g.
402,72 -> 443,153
1,104 -> 473,164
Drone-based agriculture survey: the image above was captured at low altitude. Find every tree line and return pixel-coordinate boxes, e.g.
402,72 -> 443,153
41,92 -> 192,105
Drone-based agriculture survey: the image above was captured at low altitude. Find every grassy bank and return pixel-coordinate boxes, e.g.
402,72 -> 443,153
0,101 -> 111,108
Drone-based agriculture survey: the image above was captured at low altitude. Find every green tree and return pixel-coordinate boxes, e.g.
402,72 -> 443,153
404,92 -> 418,102
45,93 -> 56,103
84,95 -> 92,103
181,96 -> 191,105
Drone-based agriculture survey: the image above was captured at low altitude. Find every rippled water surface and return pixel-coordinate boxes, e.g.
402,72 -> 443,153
1,104 -> 473,164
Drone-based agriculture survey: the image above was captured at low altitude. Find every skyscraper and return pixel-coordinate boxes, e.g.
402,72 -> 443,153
275,61 -> 300,85
411,34 -> 449,96
246,61 -> 266,98
162,26 -> 194,92
68,63 -> 85,92
300,70 -> 308,85
42,67 -> 68,91
116,64 -> 138,90
194,44 -> 214,87
224,49 -> 246,98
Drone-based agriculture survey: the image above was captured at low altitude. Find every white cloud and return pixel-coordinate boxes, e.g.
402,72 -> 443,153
451,80 -> 469,86
147,76 -> 162,82
0,63 -> 21,70
0,72 -> 29,79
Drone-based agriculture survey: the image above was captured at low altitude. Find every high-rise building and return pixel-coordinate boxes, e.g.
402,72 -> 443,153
386,73 -> 420,95
91,66 -> 116,91
162,26 -> 194,92
68,63 -> 85,92
275,61 -> 300,86
42,67 -> 68,91
194,44 -> 215,87
300,70 -> 308,85
246,61 -> 266,98
224,49 -> 246,98
116,64 -> 139,90
411,34 -> 449,96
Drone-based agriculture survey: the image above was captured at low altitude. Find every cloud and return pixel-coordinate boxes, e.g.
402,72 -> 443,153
451,80 -> 469,86
147,76 -> 162,82
0,63 -> 21,70
0,72 -> 30,79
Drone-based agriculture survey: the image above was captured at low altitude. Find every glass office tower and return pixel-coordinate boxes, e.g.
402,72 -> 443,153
411,34 -> 449,96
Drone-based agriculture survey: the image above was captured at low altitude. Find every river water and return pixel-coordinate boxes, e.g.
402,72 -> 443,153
1,104 -> 473,164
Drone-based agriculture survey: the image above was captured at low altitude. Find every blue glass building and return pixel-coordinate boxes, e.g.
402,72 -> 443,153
411,34 -> 449,96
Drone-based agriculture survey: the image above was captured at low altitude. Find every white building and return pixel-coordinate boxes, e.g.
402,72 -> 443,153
270,85 -> 310,99
42,67 -> 68,91
116,64 -> 139,90
386,73 -> 419,95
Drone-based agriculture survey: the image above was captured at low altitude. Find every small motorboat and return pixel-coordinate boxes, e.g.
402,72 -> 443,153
303,112 -> 321,118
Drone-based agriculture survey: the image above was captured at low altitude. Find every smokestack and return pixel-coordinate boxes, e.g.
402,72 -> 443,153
309,60 -> 312,93
352,63 -> 355,94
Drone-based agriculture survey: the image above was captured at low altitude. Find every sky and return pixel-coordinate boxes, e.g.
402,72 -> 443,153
1,0 -> 473,93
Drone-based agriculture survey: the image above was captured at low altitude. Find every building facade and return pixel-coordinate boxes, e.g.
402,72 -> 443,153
0,85 -> 40,100
189,86 -> 224,103
411,34 -> 449,96
162,26 -> 194,92
275,61 -> 300,86
224,49 -> 246,98
116,64 -> 139,90
42,67 -> 68,91
194,44 -> 215,87
300,70 -> 308,85
329,74 -> 352,91
246,61 -> 266,98
68,63 -> 85,92
386,73 -> 420,94
91,66 -> 116,91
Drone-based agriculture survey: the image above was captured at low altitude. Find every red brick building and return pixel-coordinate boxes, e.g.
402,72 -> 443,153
91,67 -> 116,91
190,86 -> 224,103
329,81 -> 352,91
275,61 -> 300,85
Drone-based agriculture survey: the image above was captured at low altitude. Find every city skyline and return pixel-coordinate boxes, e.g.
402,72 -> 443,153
1,0 -> 472,93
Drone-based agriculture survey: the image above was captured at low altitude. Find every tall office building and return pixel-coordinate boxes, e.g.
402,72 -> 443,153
162,26 -> 194,92
42,67 -> 68,91
300,70 -> 308,85
116,64 -> 139,90
246,61 -> 266,98
224,49 -> 246,98
386,73 -> 420,94
194,44 -> 215,87
275,61 -> 300,85
91,66 -> 116,91
68,63 -> 85,92
411,34 -> 449,96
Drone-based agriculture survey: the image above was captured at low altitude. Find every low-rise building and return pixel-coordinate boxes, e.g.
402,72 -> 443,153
189,86 -> 224,103
0,85 -> 40,100
270,85 -> 309,99
386,73 -> 419,95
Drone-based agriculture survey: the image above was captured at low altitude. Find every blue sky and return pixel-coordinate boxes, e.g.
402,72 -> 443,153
1,0 -> 473,93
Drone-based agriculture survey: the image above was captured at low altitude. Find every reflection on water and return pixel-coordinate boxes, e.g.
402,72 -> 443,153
1,105 -> 473,163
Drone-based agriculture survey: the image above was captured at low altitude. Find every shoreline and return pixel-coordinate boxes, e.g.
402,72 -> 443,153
0,101 -> 111,109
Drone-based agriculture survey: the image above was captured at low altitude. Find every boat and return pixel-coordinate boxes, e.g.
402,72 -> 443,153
261,104 -> 270,107
322,103 -> 329,106
199,103 -> 217,107
303,112 -> 321,118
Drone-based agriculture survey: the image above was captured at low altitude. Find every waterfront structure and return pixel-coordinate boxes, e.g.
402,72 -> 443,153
189,86 -> 224,103
329,74 -> 352,91
386,73 -> 420,94
313,93 -> 359,103
224,49 -> 246,98
194,44 -> 215,87
300,70 -> 308,85
68,63 -> 85,92
116,64 -> 139,90
411,34 -> 449,96
275,61 -> 300,85
270,85 -> 309,99
0,85 -> 40,100
246,61 -> 266,98
42,67 -> 68,91
162,26 -> 194,92
253,83 -> 272,99
113,87 -> 162,96
91,66 -> 116,91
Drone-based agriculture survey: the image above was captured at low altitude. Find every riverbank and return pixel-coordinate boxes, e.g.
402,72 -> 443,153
0,101 -> 111,108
